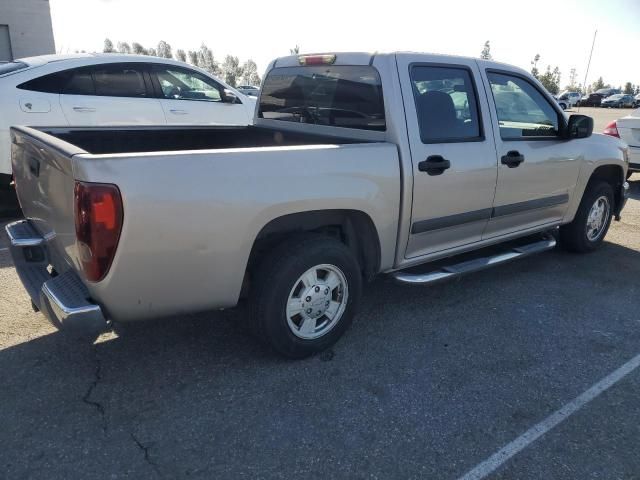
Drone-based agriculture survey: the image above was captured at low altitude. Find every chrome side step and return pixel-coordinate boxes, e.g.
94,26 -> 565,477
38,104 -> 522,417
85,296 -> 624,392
392,236 -> 557,285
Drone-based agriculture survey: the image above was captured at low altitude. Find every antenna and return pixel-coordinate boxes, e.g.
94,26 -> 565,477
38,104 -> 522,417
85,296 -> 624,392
578,30 -> 597,113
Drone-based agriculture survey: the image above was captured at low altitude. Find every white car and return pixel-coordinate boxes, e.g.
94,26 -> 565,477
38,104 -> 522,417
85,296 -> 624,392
557,91 -> 581,108
0,54 -> 257,187
603,108 -> 640,178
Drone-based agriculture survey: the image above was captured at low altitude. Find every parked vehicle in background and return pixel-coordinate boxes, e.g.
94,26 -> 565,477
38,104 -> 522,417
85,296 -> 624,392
7,52 -> 629,358
595,88 -> 621,98
554,95 -> 569,110
237,85 -> 260,97
601,94 -> 637,108
557,91 -> 581,107
0,54 -> 256,188
578,93 -> 604,107
603,108 -> 640,178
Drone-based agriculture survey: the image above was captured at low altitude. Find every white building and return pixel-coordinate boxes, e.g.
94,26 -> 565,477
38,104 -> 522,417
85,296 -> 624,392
0,0 -> 55,61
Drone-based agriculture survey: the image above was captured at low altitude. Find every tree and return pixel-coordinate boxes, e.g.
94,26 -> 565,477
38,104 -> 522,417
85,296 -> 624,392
531,54 -> 540,79
592,77 -> 607,91
117,42 -> 131,54
187,50 -> 199,66
197,44 -> 220,75
103,38 -> 115,53
240,59 -> 261,86
538,65 -> 561,94
480,40 -> 492,60
221,55 -> 241,87
157,40 -> 172,59
175,49 -> 187,63
566,68 -> 579,91
132,42 -> 146,55
623,82 -> 634,94
147,47 -> 157,57
290,45 -> 300,55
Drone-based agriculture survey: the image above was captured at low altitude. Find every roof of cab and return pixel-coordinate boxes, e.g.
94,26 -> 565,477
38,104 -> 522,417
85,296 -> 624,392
272,51 -> 529,77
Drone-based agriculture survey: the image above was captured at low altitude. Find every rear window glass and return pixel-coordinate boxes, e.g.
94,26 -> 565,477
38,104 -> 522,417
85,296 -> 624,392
258,65 -> 385,131
0,61 -> 28,76
18,67 -> 95,95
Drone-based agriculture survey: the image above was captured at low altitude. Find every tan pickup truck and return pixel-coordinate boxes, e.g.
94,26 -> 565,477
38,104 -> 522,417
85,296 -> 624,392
7,52 -> 630,357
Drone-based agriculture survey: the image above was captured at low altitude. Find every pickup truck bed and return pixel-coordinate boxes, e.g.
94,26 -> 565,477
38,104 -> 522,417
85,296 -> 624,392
43,125 -> 367,154
10,124 -> 400,327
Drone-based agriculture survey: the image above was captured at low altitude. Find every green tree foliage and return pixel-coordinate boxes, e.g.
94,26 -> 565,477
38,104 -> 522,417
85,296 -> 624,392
240,59 -> 261,86
623,82 -> 634,94
187,50 -> 199,66
566,68 -> 580,92
103,38 -> 115,53
131,42 -> 145,55
530,54 -> 540,79
538,66 -> 561,94
480,41 -> 492,60
290,45 -> 300,55
197,44 -> 220,75
116,42 -> 131,54
175,49 -> 187,63
592,77 -> 607,91
156,40 -> 172,59
222,55 -> 242,87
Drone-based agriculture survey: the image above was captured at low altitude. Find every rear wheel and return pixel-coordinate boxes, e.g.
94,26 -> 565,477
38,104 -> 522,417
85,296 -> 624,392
250,234 -> 362,358
560,181 -> 614,253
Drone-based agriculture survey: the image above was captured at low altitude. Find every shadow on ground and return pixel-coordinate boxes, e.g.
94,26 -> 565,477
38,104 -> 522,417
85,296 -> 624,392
1,239 -> 640,479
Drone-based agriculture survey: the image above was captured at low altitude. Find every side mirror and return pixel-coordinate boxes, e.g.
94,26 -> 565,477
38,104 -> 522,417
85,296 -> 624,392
566,114 -> 593,139
223,90 -> 238,104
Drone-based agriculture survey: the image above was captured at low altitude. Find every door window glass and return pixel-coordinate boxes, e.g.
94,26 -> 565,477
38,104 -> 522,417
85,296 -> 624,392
410,66 -> 482,143
487,72 -> 560,139
91,64 -> 148,97
153,66 -> 223,102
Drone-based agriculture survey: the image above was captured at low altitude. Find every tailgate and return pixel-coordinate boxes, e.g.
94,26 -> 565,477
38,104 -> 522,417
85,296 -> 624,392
617,112 -> 640,147
11,126 -> 87,273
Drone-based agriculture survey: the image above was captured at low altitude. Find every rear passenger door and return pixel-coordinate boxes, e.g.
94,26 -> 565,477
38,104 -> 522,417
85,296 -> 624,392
396,54 -> 498,258
59,63 -> 165,126
480,69 -> 581,239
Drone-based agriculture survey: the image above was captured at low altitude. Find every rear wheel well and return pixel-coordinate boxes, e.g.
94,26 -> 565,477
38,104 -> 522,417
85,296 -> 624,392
587,165 -> 624,214
244,210 -> 381,297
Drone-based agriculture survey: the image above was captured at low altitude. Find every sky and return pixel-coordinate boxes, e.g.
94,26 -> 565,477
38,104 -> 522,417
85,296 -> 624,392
49,0 -> 640,89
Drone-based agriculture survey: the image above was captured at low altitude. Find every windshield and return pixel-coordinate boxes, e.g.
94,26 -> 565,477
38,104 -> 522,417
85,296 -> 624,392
259,65 -> 385,131
0,61 -> 29,76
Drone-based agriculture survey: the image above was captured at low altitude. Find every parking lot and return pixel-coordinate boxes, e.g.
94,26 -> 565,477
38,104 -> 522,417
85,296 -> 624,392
1,108 -> 639,479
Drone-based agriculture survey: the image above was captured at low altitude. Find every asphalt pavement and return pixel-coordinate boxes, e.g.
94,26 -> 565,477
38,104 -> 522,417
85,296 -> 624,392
1,143 -> 639,477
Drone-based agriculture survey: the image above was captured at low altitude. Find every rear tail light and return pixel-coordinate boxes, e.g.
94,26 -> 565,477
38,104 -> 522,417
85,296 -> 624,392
74,181 -> 123,282
603,121 -> 620,138
298,54 -> 336,66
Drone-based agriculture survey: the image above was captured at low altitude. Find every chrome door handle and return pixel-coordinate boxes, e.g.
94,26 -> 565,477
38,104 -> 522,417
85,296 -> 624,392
169,109 -> 188,115
72,107 -> 96,113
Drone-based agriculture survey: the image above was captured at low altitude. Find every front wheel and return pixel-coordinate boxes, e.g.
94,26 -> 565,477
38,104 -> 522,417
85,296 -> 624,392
560,181 -> 614,253
250,235 -> 362,358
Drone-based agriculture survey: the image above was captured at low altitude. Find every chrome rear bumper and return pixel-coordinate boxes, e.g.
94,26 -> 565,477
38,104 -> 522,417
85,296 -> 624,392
5,220 -> 107,333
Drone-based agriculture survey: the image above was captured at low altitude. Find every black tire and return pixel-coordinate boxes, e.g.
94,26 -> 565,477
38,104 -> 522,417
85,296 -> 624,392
250,234 -> 362,358
560,180 -> 614,253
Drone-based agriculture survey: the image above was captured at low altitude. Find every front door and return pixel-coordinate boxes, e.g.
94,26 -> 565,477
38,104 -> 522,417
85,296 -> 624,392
150,65 -> 249,125
397,55 -> 498,258
480,69 -> 582,239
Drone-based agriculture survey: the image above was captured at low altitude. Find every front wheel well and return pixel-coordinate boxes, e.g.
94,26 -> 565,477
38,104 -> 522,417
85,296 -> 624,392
244,210 -> 381,297
587,164 -> 624,214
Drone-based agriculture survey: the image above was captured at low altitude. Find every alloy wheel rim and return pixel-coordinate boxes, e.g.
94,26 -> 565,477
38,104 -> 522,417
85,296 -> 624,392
586,195 -> 610,242
285,264 -> 348,340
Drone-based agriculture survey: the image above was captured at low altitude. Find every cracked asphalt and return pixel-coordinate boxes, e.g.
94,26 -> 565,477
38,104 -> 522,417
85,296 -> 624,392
1,175 -> 639,479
